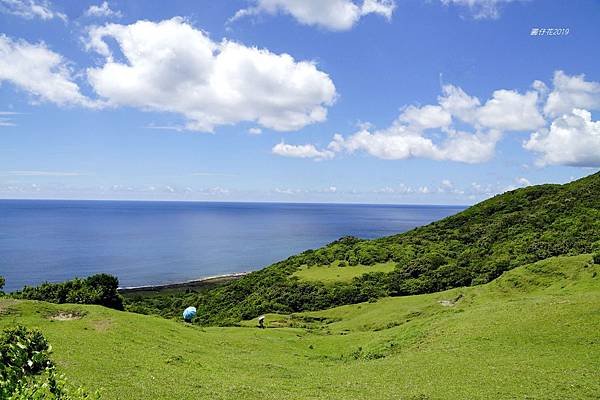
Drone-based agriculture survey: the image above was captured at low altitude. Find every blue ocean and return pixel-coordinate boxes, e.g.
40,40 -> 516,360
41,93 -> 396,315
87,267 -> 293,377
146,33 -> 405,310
0,200 -> 464,292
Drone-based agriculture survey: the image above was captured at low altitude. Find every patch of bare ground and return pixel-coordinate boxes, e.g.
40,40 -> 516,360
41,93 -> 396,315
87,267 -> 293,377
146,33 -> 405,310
0,299 -> 18,315
91,319 -> 113,332
438,293 -> 464,307
48,311 -> 85,321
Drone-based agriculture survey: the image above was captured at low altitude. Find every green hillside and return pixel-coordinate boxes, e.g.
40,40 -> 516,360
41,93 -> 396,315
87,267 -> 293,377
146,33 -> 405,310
2,255 -> 599,399
293,261 -> 396,283
124,172 -> 600,324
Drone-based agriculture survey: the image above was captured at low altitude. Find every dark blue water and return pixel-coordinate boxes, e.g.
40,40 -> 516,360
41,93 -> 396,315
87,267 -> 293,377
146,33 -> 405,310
0,200 -> 464,292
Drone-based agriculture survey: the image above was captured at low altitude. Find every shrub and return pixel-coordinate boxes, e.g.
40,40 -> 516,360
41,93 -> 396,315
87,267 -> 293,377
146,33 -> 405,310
0,276 -> 4,293
0,325 -> 99,399
13,274 -> 123,310
0,325 -> 52,376
593,252 -> 600,265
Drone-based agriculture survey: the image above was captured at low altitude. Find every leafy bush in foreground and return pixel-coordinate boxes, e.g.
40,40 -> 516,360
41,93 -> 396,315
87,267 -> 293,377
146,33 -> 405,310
12,274 -> 124,310
0,325 -> 99,399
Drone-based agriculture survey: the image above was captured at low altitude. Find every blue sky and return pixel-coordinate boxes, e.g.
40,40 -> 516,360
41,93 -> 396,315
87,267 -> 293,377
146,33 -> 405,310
0,0 -> 599,204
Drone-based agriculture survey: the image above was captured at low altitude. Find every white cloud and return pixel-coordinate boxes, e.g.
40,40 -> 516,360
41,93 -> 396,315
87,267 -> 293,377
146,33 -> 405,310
272,142 -> 334,160
469,181 -> 496,196
324,79 -> 542,163
291,73 -> 577,164
476,89 -> 545,131
85,1 -> 121,18
524,108 -> 600,167
0,111 -> 18,126
437,84 -> 480,123
248,127 -> 263,135
0,35 -> 93,107
438,85 -> 545,131
230,0 -> 395,31
0,0 -> 65,21
0,117 -> 16,126
440,0 -> 523,19
85,18 -> 336,132
440,179 -> 453,188
398,105 -> 451,129
6,170 -> 86,176
543,71 -> 600,118
191,172 -> 237,177
327,127 -> 500,163
515,177 -> 531,186
274,187 -> 300,195
374,183 -> 414,194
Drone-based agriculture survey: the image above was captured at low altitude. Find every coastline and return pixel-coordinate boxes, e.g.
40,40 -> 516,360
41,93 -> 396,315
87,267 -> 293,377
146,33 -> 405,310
118,272 -> 249,294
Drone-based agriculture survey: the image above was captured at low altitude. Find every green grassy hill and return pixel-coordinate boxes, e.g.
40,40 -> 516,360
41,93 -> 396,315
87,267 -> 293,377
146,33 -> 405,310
293,261 -> 396,283
2,255 -> 599,399
123,172 -> 600,324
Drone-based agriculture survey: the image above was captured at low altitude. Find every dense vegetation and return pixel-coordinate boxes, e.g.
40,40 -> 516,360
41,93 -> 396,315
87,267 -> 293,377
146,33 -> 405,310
12,274 -> 123,311
124,172 -> 600,324
0,325 -> 98,399
1,255 -> 598,399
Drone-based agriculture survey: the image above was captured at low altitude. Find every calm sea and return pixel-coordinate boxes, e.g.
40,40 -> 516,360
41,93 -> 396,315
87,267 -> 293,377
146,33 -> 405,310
0,200 -> 464,292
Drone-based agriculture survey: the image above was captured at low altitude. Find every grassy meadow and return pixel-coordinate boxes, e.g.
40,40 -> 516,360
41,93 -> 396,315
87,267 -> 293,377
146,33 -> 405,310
293,261 -> 396,283
1,254 -> 599,399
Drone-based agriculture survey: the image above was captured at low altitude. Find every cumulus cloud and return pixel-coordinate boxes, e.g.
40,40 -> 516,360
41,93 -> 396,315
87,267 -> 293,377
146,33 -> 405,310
476,89 -> 545,131
84,1 -> 121,18
85,18 -> 336,132
0,35 -> 93,107
543,71 -> 600,118
0,0 -> 65,21
438,84 -> 545,131
272,142 -> 334,160
524,109 -> 600,167
440,0 -> 523,19
321,80 -> 543,163
287,72 -> 600,165
327,126 -> 500,163
230,0 -> 395,31
398,105 -> 451,129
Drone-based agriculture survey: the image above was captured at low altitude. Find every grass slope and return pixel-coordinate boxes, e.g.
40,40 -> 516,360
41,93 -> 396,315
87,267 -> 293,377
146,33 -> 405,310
134,171 -> 600,324
1,255 -> 599,399
293,261 -> 396,283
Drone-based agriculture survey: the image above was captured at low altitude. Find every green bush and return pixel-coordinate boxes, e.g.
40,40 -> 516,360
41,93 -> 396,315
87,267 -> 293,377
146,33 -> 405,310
13,274 -> 123,310
593,253 -> 600,265
0,325 -> 100,399
0,325 -> 52,376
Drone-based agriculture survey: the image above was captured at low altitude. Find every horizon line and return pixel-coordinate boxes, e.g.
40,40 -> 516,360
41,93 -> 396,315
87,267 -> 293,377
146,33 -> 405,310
0,197 -> 470,208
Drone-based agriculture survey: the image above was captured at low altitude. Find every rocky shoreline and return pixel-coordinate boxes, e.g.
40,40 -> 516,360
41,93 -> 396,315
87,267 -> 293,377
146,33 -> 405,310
118,272 -> 248,294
